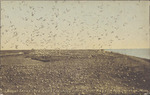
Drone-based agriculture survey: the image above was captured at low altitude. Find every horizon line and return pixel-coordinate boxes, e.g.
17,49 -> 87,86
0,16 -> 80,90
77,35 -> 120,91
0,48 -> 150,51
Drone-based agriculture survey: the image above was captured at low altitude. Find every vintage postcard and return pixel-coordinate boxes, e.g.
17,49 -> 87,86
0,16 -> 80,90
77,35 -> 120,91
0,0 -> 150,95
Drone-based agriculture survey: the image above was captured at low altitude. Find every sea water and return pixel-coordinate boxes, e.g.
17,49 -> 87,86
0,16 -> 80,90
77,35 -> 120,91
105,49 -> 150,59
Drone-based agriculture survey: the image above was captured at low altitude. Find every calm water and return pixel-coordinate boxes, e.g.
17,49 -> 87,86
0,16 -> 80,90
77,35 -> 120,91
106,49 -> 150,59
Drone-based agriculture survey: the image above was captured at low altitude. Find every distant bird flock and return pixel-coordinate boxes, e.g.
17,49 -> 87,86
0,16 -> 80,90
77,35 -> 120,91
1,1 -> 149,50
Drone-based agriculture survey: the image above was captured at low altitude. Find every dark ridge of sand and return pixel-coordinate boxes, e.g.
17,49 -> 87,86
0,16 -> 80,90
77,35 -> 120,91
1,50 -> 150,95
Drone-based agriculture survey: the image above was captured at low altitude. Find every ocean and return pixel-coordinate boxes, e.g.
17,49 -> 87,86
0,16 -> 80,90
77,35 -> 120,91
105,49 -> 150,59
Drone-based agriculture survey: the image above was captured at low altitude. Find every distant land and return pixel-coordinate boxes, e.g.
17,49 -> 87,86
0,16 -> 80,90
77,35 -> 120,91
1,49 -> 150,59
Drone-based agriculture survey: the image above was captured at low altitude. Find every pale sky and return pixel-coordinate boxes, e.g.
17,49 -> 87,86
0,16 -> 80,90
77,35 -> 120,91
1,1 -> 149,50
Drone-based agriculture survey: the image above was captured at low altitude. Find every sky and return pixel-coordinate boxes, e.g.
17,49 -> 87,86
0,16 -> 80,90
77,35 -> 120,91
1,1 -> 149,50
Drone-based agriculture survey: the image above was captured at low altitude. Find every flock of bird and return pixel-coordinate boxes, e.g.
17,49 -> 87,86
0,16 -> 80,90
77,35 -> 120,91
1,1 -> 148,50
